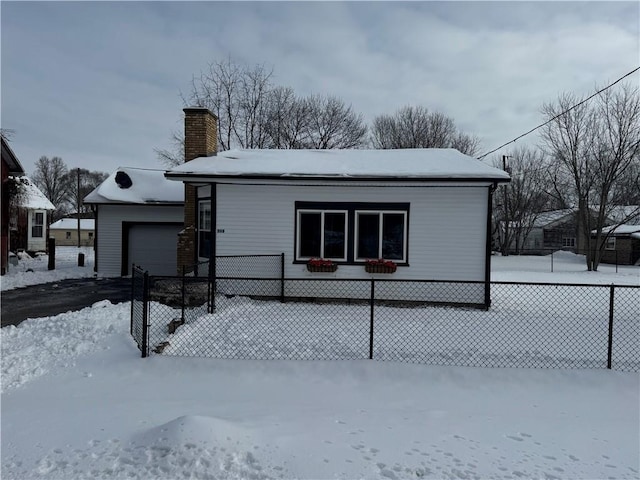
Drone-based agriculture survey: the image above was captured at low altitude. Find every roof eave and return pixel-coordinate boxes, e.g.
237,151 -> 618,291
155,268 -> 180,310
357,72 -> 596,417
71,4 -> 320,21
165,171 -> 511,184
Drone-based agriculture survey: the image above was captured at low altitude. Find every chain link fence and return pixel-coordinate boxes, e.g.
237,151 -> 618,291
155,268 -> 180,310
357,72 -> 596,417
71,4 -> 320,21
130,260 -> 639,371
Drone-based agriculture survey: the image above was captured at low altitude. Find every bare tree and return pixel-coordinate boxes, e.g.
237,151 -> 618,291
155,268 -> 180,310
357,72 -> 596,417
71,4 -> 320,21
155,130 -> 185,168
303,94 -> 368,149
31,156 -> 71,221
370,105 -> 480,156
263,86 -> 311,149
63,168 -> 109,215
540,83 -> 640,270
493,148 -> 552,255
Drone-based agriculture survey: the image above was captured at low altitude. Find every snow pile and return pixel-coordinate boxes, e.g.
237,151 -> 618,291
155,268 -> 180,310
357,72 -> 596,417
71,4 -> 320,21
1,300 -> 129,392
1,246 -> 95,291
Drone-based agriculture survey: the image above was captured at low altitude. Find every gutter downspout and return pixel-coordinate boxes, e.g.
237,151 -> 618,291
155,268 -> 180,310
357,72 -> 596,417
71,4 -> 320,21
484,183 -> 497,309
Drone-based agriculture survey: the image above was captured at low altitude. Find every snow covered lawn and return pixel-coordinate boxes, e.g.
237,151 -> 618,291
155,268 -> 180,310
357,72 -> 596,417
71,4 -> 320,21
2,302 -> 639,479
1,252 -> 639,479
1,246 -> 95,291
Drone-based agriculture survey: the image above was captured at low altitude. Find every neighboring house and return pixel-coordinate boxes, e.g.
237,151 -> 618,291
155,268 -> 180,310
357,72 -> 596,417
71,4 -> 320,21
84,167 -> 184,276
1,137 -> 25,275
9,176 -> 55,253
503,209 -> 612,255
49,218 -> 95,246
593,224 -> 640,266
164,108 -> 510,307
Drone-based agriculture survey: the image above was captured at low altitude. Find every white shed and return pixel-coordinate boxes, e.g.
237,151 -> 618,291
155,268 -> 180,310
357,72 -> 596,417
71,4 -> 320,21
166,148 -> 510,307
84,167 -> 184,276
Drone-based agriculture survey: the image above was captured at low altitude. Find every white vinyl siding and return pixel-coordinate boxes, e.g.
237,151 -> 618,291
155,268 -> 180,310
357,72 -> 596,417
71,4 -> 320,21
27,209 -> 48,251
213,182 -> 489,282
95,205 -> 183,276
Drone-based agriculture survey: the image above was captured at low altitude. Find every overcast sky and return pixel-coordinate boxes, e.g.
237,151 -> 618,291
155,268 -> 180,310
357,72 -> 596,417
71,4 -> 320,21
2,1 -> 639,177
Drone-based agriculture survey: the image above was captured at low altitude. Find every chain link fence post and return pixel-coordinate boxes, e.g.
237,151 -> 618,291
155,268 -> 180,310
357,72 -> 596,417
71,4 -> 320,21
280,253 -> 285,303
607,284 -> 615,369
141,271 -> 149,358
369,279 -> 375,360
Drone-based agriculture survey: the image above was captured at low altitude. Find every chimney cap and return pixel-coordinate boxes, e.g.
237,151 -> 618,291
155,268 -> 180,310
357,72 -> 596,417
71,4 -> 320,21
183,106 -> 214,114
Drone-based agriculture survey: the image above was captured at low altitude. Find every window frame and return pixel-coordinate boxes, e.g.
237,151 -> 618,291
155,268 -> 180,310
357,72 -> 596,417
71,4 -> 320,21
605,236 -> 616,251
31,211 -> 44,238
198,200 -> 212,258
65,231 -> 72,240
295,209 -> 348,262
354,210 -> 408,263
561,237 -> 576,248
294,202 -> 410,265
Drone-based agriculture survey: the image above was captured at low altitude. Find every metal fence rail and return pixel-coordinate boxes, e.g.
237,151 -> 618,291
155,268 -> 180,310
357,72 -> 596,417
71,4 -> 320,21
130,263 -> 640,372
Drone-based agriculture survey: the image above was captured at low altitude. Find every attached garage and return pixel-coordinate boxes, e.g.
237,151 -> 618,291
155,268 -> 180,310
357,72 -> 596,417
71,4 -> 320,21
124,223 -> 182,276
84,167 -> 184,277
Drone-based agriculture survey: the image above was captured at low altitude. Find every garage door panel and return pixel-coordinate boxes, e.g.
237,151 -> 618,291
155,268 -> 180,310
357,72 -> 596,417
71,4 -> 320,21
128,224 -> 181,276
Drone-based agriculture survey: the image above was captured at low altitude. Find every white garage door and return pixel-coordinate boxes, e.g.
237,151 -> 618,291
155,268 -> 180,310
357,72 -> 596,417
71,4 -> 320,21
127,224 -> 182,276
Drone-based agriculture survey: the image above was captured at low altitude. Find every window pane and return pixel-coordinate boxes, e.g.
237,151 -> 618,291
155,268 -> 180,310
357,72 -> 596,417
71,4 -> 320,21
324,212 -> 345,258
199,231 -> 211,258
199,202 -> 211,230
32,226 -> 43,238
35,212 -> 44,225
382,213 -> 404,260
300,212 -> 321,257
357,213 -> 379,259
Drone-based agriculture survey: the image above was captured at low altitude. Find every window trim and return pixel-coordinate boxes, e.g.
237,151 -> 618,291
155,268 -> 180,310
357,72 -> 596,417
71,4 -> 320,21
294,201 -> 410,265
295,209 -> 348,262
561,236 -> 576,248
198,200 -> 212,258
605,236 -> 616,251
354,210 -> 408,263
31,211 -> 44,238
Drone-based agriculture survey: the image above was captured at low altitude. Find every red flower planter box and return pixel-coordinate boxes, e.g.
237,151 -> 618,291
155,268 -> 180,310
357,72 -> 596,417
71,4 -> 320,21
307,264 -> 338,273
364,259 -> 397,274
306,259 -> 338,273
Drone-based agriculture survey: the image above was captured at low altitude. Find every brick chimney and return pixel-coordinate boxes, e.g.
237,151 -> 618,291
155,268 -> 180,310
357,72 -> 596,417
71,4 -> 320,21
177,107 -> 218,274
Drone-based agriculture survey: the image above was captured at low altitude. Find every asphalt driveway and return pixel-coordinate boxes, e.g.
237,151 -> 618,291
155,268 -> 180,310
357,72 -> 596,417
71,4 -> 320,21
1,277 -> 131,328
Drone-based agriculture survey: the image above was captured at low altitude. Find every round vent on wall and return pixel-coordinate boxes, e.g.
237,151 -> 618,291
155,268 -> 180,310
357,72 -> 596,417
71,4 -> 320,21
115,171 -> 133,189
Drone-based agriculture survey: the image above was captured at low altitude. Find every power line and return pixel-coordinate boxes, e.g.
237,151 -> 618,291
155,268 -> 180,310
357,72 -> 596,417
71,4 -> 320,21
477,66 -> 640,160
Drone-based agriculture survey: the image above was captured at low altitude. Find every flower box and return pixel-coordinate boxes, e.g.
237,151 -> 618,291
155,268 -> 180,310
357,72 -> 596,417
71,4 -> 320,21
306,258 -> 338,273
364,259 -> 397,274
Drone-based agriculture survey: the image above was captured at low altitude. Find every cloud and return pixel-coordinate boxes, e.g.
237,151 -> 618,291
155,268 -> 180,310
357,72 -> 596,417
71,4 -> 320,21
1,1 -> 638,176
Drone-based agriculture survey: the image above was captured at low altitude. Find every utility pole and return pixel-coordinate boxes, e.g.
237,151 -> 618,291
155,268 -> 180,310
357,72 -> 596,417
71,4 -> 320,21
77,168 -> 81,248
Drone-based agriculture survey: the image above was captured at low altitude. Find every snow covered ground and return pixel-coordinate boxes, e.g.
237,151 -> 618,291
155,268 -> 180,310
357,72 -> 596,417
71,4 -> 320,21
1,252 -> 639,479
1,246 -> 95,291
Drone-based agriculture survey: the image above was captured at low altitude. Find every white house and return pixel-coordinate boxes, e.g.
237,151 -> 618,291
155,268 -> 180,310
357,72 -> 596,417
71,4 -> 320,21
165,108 -> 510,307
84,167 -> 184,276
11,176 -> 55,252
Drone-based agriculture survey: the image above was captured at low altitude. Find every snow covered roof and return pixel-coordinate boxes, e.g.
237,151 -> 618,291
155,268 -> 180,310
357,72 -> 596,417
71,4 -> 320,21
50,219 -> 95,230
595,224 -> 640,236
530,209 -> 575,228
165,148 -> 511,182
1,137 -> 25,175
11,176 -> 55,210
84,167 -> 184,205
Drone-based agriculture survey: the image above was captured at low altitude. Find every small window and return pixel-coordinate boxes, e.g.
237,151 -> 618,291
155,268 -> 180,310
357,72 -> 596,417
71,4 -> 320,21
198,200 -> 212,258
296,210 -> 347,261
31,212 -> 44,238
65,231 -> 72,240
562,237 -> 576,248
605,236 -> 616,250
355,211 -> 407,262
88,232 -> 94,239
